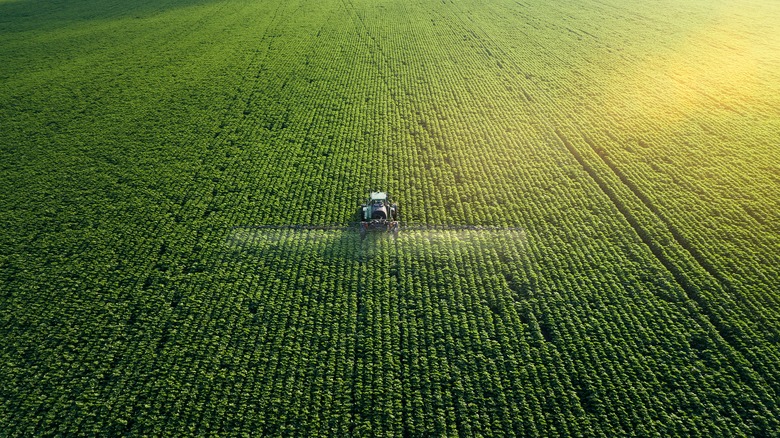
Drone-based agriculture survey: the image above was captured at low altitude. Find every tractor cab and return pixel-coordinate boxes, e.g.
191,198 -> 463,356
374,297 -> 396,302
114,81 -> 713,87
371,200 -> 387,220
360,191 -> 399,238
363,192 -> 389,221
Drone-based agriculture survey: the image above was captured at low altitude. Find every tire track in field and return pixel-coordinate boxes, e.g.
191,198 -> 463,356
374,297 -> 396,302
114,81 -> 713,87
342,0 -> 732,432
350,2 -> 772,429
552,128 -> 780,400
553,130 -> 711,304
436,0 -> 780,416
342,0 -> 490,225
577,131 -> 776,318
519,1 -> 780,399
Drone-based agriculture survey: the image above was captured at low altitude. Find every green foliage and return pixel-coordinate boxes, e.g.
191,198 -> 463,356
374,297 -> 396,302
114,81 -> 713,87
1,0 -> 779,435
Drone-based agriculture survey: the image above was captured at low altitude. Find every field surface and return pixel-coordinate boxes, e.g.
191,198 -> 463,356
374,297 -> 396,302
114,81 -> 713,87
1,0 -> 779,435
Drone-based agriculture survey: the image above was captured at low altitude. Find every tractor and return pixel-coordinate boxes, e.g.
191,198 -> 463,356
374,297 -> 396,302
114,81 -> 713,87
360,192 -> 399,239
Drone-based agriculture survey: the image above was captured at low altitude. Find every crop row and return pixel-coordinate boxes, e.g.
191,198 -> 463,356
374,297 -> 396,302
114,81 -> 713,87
2,0 -> 779,435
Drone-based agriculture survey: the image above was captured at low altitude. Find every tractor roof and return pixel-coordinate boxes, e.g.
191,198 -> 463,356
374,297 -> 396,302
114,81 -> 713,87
370,192 -> 387,201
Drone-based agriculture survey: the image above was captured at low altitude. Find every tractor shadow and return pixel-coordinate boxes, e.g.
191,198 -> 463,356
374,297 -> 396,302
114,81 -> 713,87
225,226 -> 395,264
224,203 -> 410,264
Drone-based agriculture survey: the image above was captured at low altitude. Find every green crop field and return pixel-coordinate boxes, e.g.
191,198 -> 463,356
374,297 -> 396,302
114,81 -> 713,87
1,0 -> 779,435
